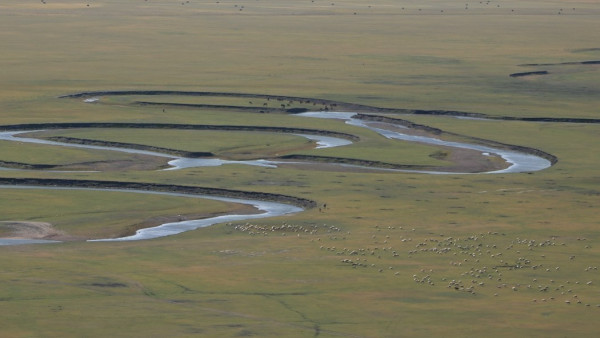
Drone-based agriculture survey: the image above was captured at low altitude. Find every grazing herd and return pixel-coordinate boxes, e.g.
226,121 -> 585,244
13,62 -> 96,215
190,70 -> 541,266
232,221 -> 598,308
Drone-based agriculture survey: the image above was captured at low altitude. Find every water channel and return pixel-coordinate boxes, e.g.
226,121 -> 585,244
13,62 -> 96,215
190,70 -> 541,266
0,111 -> 552,245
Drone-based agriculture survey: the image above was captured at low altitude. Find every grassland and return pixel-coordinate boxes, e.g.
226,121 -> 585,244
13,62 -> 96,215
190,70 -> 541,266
1,0 -> 599,337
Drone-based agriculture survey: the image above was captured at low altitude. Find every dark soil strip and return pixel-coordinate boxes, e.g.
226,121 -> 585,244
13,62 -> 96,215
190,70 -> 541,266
509,71 -> 549,77
278,154 -> 434,171
354,114 -> 558,165
133,101 -> 309,114
499,117 -> 600,123
137,101 -> 310,114
135,101 -> 287,114
0,178 -> 317,209
409,111 -> 600,124
0,123 -> 359,142
60,90 -> 412,115
60,90 -> 600,124
0,161 -> 57,170
89,282 -> 127,288
518,60 -> 600,66
45,136 -> 213,158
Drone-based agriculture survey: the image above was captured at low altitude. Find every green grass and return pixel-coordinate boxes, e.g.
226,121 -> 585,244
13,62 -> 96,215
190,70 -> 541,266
29,128 -> 317,159
0,188 -> 236,238
0,0 -> 599,337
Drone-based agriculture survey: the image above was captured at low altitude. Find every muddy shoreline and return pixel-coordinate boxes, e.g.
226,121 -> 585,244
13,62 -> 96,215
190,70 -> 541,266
0,221 -> 69,240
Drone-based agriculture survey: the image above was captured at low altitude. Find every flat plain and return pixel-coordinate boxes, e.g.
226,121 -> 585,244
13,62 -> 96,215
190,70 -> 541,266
1,1 -> 599,337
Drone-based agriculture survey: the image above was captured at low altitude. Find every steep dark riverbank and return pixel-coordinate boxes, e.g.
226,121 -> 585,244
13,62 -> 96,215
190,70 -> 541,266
518,60 -> 600,67
509,71 -> 549,77
45,136 -> 213,158
0,178 -> 318,210
0,122 -> 359,142
62,90 -> 600,123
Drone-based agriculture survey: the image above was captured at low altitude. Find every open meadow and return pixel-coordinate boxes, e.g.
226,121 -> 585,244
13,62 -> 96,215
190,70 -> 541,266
1,0 -> 599,336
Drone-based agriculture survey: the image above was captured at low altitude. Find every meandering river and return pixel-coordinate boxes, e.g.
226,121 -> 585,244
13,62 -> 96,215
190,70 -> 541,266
0,109 -> 552,245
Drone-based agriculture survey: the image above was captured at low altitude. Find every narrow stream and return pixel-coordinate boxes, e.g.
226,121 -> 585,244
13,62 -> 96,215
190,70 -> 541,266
0,131 -> 351,171
296,112 -> 552,173
0,186 -> 302,245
